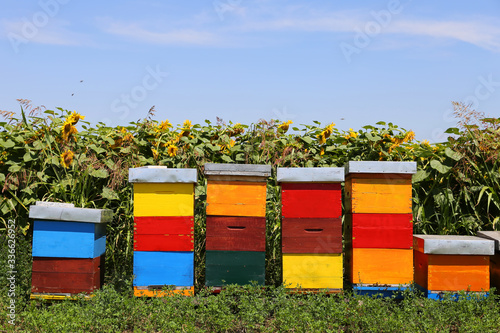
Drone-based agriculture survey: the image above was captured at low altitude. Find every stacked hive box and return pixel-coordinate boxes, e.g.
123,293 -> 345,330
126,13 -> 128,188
204,163 -> 271,287
477,231 -> 500,294
129,166 -> 197,296
29,201 -> 112,299
344,161 -> 416,295
277,167 -> 344,291
413,235 -> 494,299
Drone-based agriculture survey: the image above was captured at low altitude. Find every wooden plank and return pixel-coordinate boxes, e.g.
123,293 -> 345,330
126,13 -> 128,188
205,250 -> 265,286
491,253 -> 500,293
206,216 -> 265,252
206,181 -> 267,217
32,220 -> 106,258
134,216 -> 194,252
427,254 -> 490,292
133,183 -> 194,217
133,286 -> 194,297
413,250 -> 429,290
281,183 -> 342,218
134,235 -> 194,252
345,175 -> 413,214
347,213 -> 413,249
350,248 -> 413,285
282,218 -> 342,253
282,254 -> 343,289
31,256 -> 103,294
133,251 -> 194,287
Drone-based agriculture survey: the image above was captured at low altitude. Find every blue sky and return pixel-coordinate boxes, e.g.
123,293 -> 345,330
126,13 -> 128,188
1,0 -> 499,141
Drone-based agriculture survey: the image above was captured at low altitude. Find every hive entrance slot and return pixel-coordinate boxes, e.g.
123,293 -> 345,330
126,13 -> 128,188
227,226 -> 246,230
305,229 -> 323,233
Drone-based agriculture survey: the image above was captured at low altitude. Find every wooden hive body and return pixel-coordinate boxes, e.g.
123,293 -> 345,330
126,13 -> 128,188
344,161 -> 416,294
129,167 -> 197,295
29,202 -> 112,298
205,163 -> 271,287
278,167 -> 344,291
413,235 -> 494,296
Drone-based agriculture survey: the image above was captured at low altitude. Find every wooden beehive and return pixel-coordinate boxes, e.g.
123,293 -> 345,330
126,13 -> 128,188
344,161 -> 416,294
477,231 -> 500,294
31,256 -> 104,294
28,202 -> 112,298
278,167 -> 344,291
413,235 -> 494,298
129,166 -> 197,296
204,163 -> 270,287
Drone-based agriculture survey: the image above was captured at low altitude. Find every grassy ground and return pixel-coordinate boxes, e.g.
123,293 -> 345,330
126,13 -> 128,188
1,284 -> 500,332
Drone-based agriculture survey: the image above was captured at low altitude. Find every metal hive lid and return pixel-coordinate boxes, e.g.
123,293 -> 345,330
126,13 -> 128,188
277,167 -> 344,182
129,166 -> 198,183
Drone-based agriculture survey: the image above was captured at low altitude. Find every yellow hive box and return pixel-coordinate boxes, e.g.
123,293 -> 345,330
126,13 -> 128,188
206,181 -> 267,217
345,175 -> 413,214
350,248 -> 413,285
133,183 -> 194,217
283,253 -> 343,289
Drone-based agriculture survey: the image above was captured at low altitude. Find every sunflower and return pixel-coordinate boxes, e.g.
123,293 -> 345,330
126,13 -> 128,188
60,150 -> 74,168
278,120 -> 293,133
403,130 -> 415,143
317,132 -> 326,145
110,137 -> 123,149
323,123 -> 335,138
182,120 -> 192,129
167,144 -> 178,157
155,120 -> 172,132
61,121 -> 78,141
151,148 -> 159,159
67,111 -> 85,125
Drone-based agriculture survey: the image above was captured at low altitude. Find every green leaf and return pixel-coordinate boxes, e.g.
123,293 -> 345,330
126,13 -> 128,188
33,140 -> 45,150
90,168 -> 109,178
301,136 -> 313,144
412,170 -> 429,183
325,146 -> 335,152
0,139 -> 15,148
221,155 -> 233,163
365,132 -> 381,142
0,173 -> 5,183
444,127 -> 460,135
102,187 -> 119,200
430,159 -> 451,174
23,152 -> 33,162
444,147 -> 462,161
89,144 -> 106,154
8,164 -> 21,173
235,153 -> 245,162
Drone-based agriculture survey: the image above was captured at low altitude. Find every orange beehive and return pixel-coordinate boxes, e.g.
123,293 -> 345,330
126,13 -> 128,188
413,235 -> 494,299
344,161 -> 416,295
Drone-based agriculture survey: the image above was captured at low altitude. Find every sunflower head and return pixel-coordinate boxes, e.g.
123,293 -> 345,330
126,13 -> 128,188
151,148 -> 159,159
167,144 -> 178,157
61,121 -> 78,141
60,150 -> 74,168
182,120 -> 192,130
317,132 -> 326,145
278,120 -> 293,133
67,111 -> 85,125
403,130 -> 415,143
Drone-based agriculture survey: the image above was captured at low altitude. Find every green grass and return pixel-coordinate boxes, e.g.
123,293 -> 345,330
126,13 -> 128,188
1,285 -> 499,332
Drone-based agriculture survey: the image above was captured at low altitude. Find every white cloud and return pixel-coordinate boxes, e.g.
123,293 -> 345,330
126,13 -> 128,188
99,20 -> 220,46
1,19 -> 90,47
